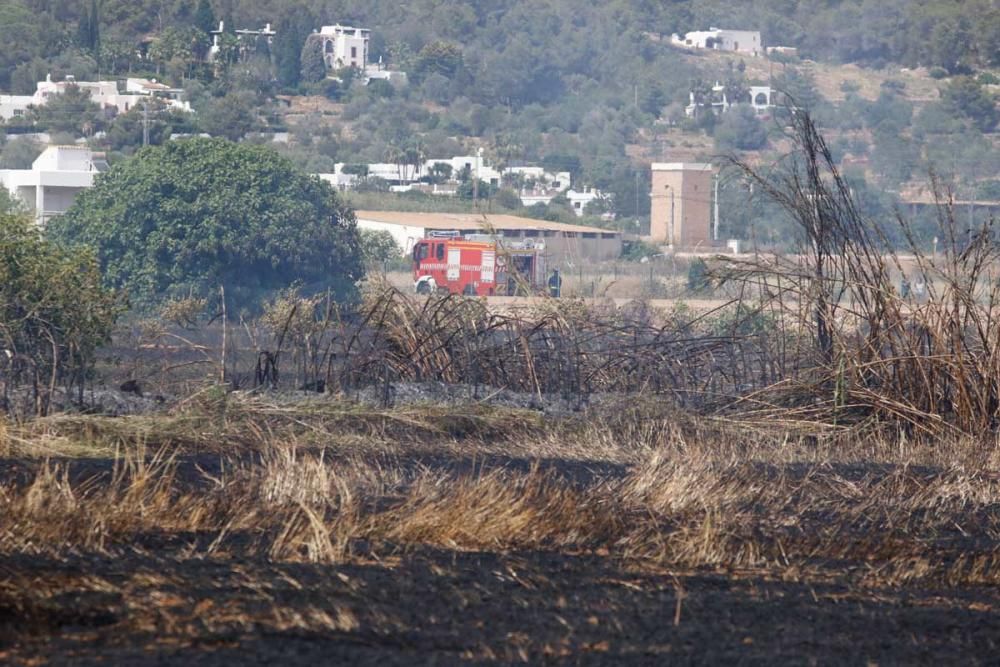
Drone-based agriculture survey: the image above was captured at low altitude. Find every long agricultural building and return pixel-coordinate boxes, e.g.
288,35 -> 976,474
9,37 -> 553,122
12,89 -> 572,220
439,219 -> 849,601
355,210 -> 623,264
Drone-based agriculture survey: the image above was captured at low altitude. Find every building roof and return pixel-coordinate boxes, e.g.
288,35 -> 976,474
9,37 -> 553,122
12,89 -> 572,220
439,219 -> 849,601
651,162 -> 714,172
355,210 -> 618,235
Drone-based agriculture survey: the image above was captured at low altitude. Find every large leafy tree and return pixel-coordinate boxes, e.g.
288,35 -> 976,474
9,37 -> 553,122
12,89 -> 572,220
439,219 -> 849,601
49,139 -> 364,310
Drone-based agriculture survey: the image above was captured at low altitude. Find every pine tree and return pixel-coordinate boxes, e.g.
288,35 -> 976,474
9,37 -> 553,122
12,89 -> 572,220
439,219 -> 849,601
300,37 -> 327,84
273,9 -> 314,89
76,4 -> 92,50
88,0 -> 100,55
194,0 -> 216,34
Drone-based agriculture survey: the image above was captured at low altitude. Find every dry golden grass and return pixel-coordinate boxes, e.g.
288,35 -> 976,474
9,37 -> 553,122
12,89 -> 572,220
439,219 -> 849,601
2,395 -> 999,590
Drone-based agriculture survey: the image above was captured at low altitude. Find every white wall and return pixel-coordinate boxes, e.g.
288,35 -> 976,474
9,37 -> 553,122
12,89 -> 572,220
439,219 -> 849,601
0,147 -> 98,224
357,218 -> 426,255
716,30 -> 761,55
0,95 -> 34,121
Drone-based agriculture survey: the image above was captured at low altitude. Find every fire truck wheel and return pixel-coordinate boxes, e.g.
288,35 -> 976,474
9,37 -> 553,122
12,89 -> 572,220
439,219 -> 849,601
416,281 -> 431,295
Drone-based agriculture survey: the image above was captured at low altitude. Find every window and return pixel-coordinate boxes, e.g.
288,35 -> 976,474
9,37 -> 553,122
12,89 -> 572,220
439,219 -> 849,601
435,243 -> 445,260
351,46 -> 357,58
574,202 -> 581,209
414,243 -> 429,261
12,109 -> 23,117
552,181 -> 561,189
325,40 -> 334,54
582,232 -> 597,239
524,230 -> 539,237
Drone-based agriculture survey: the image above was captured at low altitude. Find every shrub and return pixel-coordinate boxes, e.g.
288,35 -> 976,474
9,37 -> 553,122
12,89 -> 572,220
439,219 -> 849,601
687,258 -> 712,292
1,213 -> 119,412
929,66 -> 949,79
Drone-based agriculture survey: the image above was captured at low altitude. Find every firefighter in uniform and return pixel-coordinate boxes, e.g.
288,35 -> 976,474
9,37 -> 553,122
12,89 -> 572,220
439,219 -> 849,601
548,269 -> 562,298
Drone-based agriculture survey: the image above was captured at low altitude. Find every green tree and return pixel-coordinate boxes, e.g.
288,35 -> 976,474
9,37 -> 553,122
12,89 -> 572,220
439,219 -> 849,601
148,26 -> 210,78
76,3 -> 93,51
0,137 -> 44,169
89,0 -> 101,55
0,189 -> 23,215
0,212 -> 120,412
714,107 -> 768,152
300,37 -> 327,84
49,139 -> 364,310
930,18 -> 970,74
34,84 -> 105,137
105,98 -> 192,151
199,91 -> 257,141
942,77 -> 999,133
194,0 -> 216,34
273,8 -> 315,89
413,41 -> 463,83
359,229 -> 402,265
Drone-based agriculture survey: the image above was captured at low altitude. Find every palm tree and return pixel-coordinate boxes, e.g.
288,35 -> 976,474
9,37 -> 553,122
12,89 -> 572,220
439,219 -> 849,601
403,140 -> 427,183
383,144 -> 405,185
490,132 -> 522,188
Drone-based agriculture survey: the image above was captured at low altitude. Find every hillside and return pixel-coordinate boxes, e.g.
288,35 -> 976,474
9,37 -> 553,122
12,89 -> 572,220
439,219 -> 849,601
0,0 -> 998,242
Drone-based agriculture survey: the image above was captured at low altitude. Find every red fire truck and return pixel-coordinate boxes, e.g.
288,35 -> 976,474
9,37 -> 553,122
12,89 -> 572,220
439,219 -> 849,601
412,233 -> 546,296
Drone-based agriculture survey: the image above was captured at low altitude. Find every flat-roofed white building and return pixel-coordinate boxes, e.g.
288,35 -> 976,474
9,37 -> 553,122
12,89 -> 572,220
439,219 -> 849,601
0,146 -> 105,225
673,28 -> 762,56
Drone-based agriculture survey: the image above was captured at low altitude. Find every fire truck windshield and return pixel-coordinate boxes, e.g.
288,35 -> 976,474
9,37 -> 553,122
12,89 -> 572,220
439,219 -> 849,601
414,243 -> 429,261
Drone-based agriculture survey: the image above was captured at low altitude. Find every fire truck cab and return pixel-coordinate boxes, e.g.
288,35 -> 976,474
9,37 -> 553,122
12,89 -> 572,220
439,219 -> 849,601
412,233 -> 546,297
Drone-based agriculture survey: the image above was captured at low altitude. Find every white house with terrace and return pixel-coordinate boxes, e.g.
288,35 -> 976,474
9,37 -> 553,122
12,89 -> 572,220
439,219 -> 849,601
0,146 -> 106,225
316,24 -> 371,70
0,75 -> 191,121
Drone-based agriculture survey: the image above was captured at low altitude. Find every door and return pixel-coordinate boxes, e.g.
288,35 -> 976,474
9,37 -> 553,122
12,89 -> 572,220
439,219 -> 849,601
447,248 -> 461,282
481,250 -> 495,284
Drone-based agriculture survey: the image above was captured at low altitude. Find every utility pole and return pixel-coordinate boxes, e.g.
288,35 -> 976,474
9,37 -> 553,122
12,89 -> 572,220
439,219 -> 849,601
669,187 -> 676,250
634,170 -> 639,225
142,97 -> 150,147
473,146 -> 482,209
713,172 -> 720,242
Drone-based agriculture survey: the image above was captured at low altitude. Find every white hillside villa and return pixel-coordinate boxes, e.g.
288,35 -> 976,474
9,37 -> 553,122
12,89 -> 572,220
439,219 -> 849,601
685,82 -> 777,117
0,75 -> 191,121
0,146 -> 106,225
672,28 -> 762,56
209,20 -> 276,62
317,24 -> 370,70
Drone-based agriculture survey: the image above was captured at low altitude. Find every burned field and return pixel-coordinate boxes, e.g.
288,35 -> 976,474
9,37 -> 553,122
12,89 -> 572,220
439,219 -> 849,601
2,397 -> 1000,665
4,117 -> 1000,663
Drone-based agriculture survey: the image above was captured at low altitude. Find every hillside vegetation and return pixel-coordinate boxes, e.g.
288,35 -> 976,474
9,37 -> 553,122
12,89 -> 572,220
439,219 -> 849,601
0,0 -> 998,242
